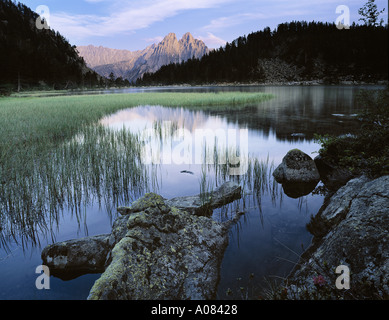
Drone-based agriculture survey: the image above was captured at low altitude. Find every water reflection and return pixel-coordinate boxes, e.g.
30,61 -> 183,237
99,104 -> 321,243
202,86 -> 365,141
280,181 -> 319,199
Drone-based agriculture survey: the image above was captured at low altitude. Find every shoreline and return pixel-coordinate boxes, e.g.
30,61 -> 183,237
281,174 -> 389,300
133,79 -> 389,88
6,80 -> 388,98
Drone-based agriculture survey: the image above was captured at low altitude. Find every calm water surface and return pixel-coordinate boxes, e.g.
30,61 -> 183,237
0,85 -> 381,299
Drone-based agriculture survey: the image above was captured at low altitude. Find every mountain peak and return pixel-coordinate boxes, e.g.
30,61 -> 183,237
78,32 -> 208,83
163,33 -> 177,42
181,32 -> 194,42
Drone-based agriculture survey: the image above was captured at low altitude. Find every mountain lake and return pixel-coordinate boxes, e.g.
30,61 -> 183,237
0,84 -> 384,300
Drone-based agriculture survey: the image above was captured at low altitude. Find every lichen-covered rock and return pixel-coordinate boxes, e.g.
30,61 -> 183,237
273,149 -> 320,183
282,175 -> 389,300
87,194 -> 233,300
118,192 -> 170,216
41,181 -> 243,300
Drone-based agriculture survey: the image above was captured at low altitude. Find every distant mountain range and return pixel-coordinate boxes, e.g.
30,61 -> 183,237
77,32 -> 209,83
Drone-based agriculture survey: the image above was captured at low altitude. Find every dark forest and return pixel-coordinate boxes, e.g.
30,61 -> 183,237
138,21 -> 388,85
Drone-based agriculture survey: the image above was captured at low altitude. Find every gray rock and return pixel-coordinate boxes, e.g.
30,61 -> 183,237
88,195 -> 234,300
41,234 -> 111,280
166,181 -> 242,216
319,175 -> 370,224
273,149 -> 320,183
41,181 -> 243,299
118,181 -> 241,217
282,175 -> 389,299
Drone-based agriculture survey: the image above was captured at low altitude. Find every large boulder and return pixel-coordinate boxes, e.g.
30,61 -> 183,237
281,175 -> 389,299
273,149 -> 320,183
41,181 -> 243,300
88,194 -> 234,300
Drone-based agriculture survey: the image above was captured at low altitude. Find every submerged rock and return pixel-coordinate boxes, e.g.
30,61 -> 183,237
273,149 -> 320,183
282,175 -> 389,299
41,181 -> 243,300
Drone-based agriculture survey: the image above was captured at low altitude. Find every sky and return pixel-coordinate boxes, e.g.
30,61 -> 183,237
22,0 -> 388,51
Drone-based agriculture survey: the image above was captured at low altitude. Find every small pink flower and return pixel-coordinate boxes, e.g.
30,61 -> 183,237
313,275 -> 326,287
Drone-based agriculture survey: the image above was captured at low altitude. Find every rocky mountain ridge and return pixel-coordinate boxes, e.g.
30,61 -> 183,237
77,32 -> 208,83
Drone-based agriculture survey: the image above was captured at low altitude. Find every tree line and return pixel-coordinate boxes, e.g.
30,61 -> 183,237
137,21 -> 388,85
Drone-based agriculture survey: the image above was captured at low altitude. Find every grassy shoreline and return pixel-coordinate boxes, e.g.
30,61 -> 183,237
0,92 -> 273,153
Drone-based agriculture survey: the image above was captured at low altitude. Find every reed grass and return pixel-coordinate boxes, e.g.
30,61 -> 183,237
0,91 -> 274,250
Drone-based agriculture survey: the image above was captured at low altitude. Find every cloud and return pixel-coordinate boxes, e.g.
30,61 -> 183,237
197,32 -> 227,49
200,0 -> 353,33
144,36 -> 164,43
202,13 -> 267,31
49,0 -> 232,40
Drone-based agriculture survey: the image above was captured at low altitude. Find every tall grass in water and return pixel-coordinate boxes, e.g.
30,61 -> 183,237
199,164 -> 215,214
0,124 -> 152,250
0,91 -> 273,250
196,154 -> 282,228
195,134 -> 281,223
139,119 -> 282,222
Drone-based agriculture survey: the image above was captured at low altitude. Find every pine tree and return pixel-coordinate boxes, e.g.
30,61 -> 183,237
108,72 -> 115,86
358,0 -> 386,27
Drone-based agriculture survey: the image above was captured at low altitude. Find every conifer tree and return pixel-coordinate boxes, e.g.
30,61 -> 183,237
358,0 -> 386,27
